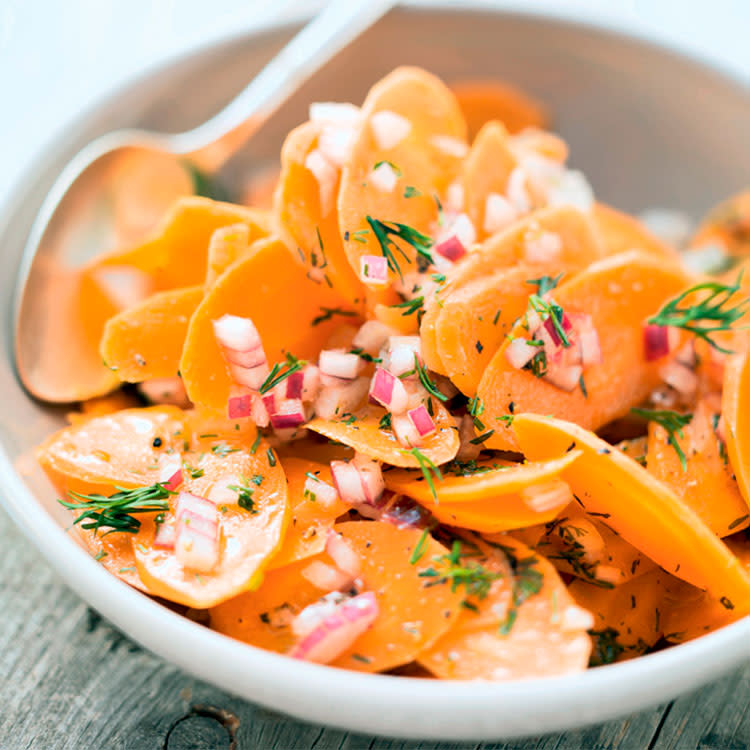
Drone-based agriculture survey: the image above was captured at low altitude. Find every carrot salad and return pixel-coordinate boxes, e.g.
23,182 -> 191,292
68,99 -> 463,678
37,67 -> 750,679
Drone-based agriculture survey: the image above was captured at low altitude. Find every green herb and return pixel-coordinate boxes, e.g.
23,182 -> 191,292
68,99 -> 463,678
469,429 -> 495,445
404,185 -> 421,198
183,162 -> 231,201
183,462 -> 204,479
374,160 -> 402,176
267,448 -> 277,467
390,296 -> 424,317
492,309 -> 501,325
728,514 -> 749,530
589,628 -> 625,666
250,427 -> 262,455
198,433 -> 218,439
527,348 -> 548,378
312,306 -> 357,326
543,517 -> 614,588
93,550 -> 108,561
311,227 -> 329,271
528,295 -> 571,347
497,414 -> 515,426
351,653 -> 372,664
59,483 -> 172,536
631,408 -> 693,470
251,474 -> 264,486
405,447 -> 443,500
526,273 -> 563,297
228,480 -> 256,512
579,373 -> 588,398
647,274 -> 749,353
211,443 -> 240,458
467,396 -> 485,430
259,352 -> 306,394
366,216 -> 435,278
409,528 -> 431,565
119,566 -> 137,574
497,545 -> 544,634
378,412 -> 392,430
351,229 -> 369,244
419,541 -> 501,600
442,459 -> 494,477
414,355 -> 448,401
349,347 -> 382,363
431,272 -> 447,284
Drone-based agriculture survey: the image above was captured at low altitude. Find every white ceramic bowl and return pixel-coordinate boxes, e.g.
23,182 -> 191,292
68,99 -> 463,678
2,5 -> 749,741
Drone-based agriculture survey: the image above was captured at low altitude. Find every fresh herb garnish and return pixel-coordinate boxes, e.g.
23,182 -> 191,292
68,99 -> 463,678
312,306 -> 357,326
227,480 -> 256,512
404,185 -> 421,198
496,545 -> 544,634
409,528 -> 431,564
526,273 -> 564,297
183,462 -> 204,479
390,296 -> 424,317
59,483 -> 172,536
469,430 -> 495,445
259,353 -> 306,395
349,347 -> 381,363
378,412 -> 392,430
631,408 -> 693,470
589,628 -> 625,666
365,216 -> 435,279
528,295 -> 571,347
250,427 -> 262,455
374,160 -> 402,176
647,274 -> 749,353
405,447 -> 443,500
414,355 -> 448,401
468,396 -> 485,430
211,443 -> 240,458
267,448 -> 277,467
419,540 -> 501,601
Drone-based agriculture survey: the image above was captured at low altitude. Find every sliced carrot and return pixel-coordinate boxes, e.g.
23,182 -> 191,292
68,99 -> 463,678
616,436 -> 648,464
205,223 -> 251,287
180,237 -> 358,414
268,458 -> 350,569
100,286 -> 203,382
92,197 -> 270,291
512,413 -> 750,607
74,526 -> 149,593
450,79 -> 548,138
420,205 -> 603,374
210,521 -> 463,672
134,435 -> 288,608
434,264 -> 539,395
37,406 -> 186,498
647,399 -> 750,536
722,353 -> 750,514
419,536 -> 592,680
274,121 -> 365,308
479,251 -> 691,450
74,391 -> 142,420
384,452 -> 580,533
593,203 -> 679,259
275,437 -> 354,465
306,402 -> 459,468
692,190 -> 750,256
372,302 -> 420,335
662,533 -> 750,642
460,121 -> 517,240
569,568 -> 682,662
536,503 -> 656,586
339,67 -> 467,289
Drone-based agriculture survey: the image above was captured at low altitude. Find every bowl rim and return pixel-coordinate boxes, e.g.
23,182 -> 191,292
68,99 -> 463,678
2,4 -> 748,740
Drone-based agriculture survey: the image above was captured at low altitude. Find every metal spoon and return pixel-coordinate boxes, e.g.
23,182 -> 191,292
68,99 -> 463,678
14,0 -> 395,403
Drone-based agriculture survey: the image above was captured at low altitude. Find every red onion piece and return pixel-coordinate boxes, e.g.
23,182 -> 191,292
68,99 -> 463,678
520,479 -> 572,513
303,475 -> 339,507
289,591 -> 379,664
359,254 -> 388,285
227,385 -> 253,419
643,323 -> 679,361
212,314 -> 262,352
352,320 -> 393,355
543,364 -> 583,392
269,398 -> 307,430
175,524 -> 219,571
392,413 -> 422,447
223,344 -> 266,369
370,110 -> 411,149
251,393 -> 270,428
158,460 -> 183,492
228,361 -> 270,390
326,530 -> 362,577
153,518 -> 177,550
434,235 -> 467,262
176,491 -> 217,524
543,312 -> 573,347
319,350 -> 362,381
301,560 -> 353,592
571,314 -> 602,366
659,360 -> 698,396
301,364 -> 321,401
369,367 -> 409,414
292,591 -> 348,637
506,338 -> 539,369
314,376 -> 369,420
330,461 -> 367,505
407,404 -> 437,437
178,508 -> 219,538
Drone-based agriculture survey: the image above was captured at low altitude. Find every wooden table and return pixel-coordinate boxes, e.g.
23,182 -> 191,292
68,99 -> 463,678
2,507 -> 748,750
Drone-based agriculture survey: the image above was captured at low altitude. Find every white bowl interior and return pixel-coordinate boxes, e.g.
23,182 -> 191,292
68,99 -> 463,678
1,6 -> 748,741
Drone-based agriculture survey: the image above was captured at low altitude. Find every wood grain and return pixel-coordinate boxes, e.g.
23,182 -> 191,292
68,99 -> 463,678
0,505 -> 747,750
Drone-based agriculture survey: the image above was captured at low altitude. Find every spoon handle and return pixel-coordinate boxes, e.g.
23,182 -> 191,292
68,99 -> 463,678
176,0 -> 396,170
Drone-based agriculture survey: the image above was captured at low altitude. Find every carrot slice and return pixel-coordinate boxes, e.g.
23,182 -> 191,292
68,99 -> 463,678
616,436 -> 648,464
100,286 -> 203,382
478,251 -> 691,450
420,205 -> 603,374
268,458 -> 350,569
460,121 -> 517,240
450,80 -> 548,138
205,224 -> 251,288
180,236 -> 358,413
37,406 -> 186,497
419,536 -> 592,680
339,67 -> 467,289
647,399 -> 750,536
593,203 -> 679,260
275,121 -> 365,308
662,533 -> 750,643
92,197 -> 269,291
434,264 -> 540,395
692,190 -> 750,257
722,353 -> 750,514
210,521 -> 464,672
306,403 -> 459,468
384,453 -> 580,532
134,435 -> 288,608
75,526 -> 149,593
512,413 -> 750,607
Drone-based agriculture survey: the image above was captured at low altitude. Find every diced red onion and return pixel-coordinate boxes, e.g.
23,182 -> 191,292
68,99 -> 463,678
158,460 -> 183,492
384,336 -> 422,379
303,475 -> 339,508
228,361 -> 270,390
300,364 -> 321,401
359,254 -> 388,285
269,398 -> 307,430
175,524 -> 219,572
444,213 -> 476,248
643,324 -> 680,361
353,455 -> 385,505
222,344 -> 266,369
369,367 -> 409,414
227,385 -> 253,419
262,392 -> 276,417
659,360 -> 698,396
434,235 -> 467,263
369,110 -> 411,150
301,560 -> 353,592
153,518 -> 177,550
304,149 -> 337,216
430,135 -> 469,158
284,370 -> 305,400
212,314 -> 262,353
392,413 -> 423,447
178,508 -> 219,538
407,404 -> 437,438
569,313 -> 602,366
251,393 -> 270,428
369,161 -> 398,193
330,461 -> 367,505
546,169 -> 595,212
483,192 -> 517,235
543,312 -> 574,347
326,530 -> 362,577
314,376 -> 369,420
176,491 -> 217,524
520,479 -> 572,513
319,349 -> 362,381
543,363 -> 583,392
506,337 -> 539,369
352,320 -> 393,355
292,591 -> 348,637
289,591 -> 379,664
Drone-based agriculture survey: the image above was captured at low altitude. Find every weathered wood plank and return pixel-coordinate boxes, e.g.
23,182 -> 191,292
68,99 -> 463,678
0,505 -> 747,750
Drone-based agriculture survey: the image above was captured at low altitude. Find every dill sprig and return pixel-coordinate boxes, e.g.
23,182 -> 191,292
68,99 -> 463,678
526,273 -> 563,297
390,296 -> 424,317
419,540 -> 501,600
227,478 -> 256,512
59,483 -> 173,536
413,355 -> 448,402
648,274 -> 749,353
528,295 -> 571,347
631,407 -> 693,470
259,353 -> 306,394
365,216 -> 435,279
405,446 -> 443,500
311,306 -> 357,327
